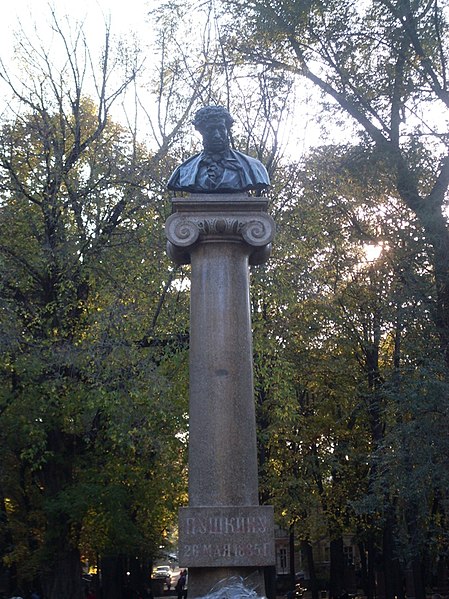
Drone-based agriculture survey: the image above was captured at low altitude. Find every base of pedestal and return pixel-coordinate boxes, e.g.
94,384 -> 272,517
187,566 -> 266,598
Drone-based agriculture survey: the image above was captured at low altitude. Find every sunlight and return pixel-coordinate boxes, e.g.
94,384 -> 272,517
363,243 -> 383,262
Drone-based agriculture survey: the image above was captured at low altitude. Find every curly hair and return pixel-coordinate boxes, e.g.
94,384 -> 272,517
192,106 -> 234,132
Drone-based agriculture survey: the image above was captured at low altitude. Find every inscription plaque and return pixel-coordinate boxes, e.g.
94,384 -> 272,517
178,506 -> 275,567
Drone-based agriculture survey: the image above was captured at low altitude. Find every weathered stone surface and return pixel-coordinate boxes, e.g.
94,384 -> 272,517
165,192 -> 276,597
179,506 -> 275,568
165,194 -> 275,266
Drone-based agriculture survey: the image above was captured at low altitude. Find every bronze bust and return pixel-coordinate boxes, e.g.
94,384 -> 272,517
167,106 -> 270,194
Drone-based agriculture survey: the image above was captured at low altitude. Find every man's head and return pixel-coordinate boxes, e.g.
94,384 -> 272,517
193,106 -> 234,153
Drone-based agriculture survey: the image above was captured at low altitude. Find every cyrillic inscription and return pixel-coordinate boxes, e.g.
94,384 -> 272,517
178,506 -> 275,567
185,515 -> 268,535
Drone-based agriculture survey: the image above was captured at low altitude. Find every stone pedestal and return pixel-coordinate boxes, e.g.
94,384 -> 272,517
166,194 -> 275,598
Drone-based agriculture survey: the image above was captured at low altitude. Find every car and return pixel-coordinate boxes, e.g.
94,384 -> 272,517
153,565 -> 172,580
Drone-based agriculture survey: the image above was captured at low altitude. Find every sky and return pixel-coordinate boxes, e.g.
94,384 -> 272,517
0,0 -> 160,137
1,0 -> 150,42
0,0 -> 350,157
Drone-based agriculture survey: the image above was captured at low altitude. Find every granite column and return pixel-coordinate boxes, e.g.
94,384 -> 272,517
166,194 -> 275,597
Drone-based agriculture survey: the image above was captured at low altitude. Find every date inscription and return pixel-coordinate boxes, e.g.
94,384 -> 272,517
184,542 -> 271,559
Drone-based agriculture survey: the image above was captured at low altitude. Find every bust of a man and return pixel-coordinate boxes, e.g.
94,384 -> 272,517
167,106 -> 270,194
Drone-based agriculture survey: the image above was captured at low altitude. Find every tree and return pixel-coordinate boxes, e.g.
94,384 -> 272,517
0,11 -> 191,599
249,142 -> 449,599
217,0 -> 449,371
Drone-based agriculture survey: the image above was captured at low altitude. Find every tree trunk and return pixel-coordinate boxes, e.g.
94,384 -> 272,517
301,540 -> 319,599
290,526 -> 296,590
358,542 -> 368,598
382,514 -> 404,599
128,556 -> 152,596
435,557 -> 449,596
0,495 -> 18,595
330,537 -> 345,599
264,565 -> 277,599
366,536 -> 377,599
39,431 -> 85,599
411,558 -> 426,599
405,559 -> 426,599
41,545 -> 83,599
100,554 -> 125,599
415,204 -> 449,370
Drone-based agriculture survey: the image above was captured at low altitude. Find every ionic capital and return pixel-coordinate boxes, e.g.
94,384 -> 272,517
166,210 -> 275,266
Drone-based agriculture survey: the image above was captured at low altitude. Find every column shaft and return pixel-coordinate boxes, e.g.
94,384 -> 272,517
189,240 -> 259,507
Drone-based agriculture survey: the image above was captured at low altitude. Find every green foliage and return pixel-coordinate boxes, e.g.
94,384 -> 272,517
248,138 -> 449,595
2,3 -> 449,598
0,62 -> 189,596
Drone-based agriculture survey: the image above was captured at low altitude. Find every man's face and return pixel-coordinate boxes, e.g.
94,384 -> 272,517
200,118 -> 229,152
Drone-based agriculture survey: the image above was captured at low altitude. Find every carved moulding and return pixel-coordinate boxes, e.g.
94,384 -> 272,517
165,211 -> 275,266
